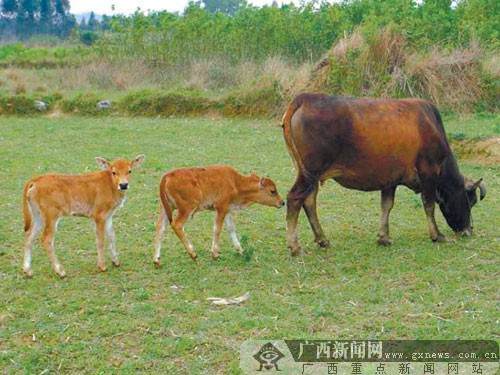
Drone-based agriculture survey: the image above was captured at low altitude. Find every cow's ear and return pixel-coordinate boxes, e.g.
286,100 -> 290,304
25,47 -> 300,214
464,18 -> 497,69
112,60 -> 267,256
259,178 -> 266,189
95,157 -> 110,170
131,154 -> 145,169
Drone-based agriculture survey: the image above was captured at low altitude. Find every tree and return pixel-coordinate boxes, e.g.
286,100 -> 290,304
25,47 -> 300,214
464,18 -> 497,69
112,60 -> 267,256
196,0 -> 247,16
2,0 -> 19,14
87,11 -> 99,31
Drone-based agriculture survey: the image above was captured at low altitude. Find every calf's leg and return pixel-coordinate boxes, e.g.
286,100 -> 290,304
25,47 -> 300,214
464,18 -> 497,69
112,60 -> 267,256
23,202 -> 42,277
105,217 -> 120,267
95,217 -> 108,272
211,208 -> 227,260
377,187 -> 396,246
153,204 -> 168,267
225,214 -> 243,254
171,209 -> 197,261
41,213 -> 66,278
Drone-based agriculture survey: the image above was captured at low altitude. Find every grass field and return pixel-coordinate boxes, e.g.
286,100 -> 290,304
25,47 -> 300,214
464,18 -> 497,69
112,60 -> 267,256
0,114 -> 498,374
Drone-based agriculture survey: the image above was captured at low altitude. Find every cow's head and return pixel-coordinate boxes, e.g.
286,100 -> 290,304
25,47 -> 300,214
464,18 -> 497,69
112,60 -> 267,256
250,173 -> 285,208
96,155 -> 145,191
437,177 -> 486,236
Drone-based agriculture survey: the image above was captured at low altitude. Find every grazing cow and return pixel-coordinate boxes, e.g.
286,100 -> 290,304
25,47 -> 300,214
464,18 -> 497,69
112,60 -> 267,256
154,166 -> 284,266
22,155 -> 145,277
282,93 -> 486,255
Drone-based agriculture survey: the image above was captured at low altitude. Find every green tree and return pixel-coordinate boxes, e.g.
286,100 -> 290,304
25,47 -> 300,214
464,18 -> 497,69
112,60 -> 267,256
197,0 -> 247,15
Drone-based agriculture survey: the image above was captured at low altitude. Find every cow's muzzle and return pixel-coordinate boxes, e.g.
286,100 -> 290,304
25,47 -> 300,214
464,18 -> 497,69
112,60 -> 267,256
119,183 -> 129,190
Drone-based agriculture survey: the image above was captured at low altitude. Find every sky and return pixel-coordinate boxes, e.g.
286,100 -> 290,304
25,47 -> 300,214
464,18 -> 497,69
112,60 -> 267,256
70,0 -> 296,15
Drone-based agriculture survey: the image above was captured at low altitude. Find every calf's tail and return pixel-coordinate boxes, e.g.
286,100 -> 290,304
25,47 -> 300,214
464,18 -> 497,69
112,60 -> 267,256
159,175 -> 173,224
23,182 -> 33,232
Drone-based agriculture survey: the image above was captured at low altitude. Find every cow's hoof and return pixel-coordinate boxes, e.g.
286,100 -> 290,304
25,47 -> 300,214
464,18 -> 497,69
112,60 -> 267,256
112,260 -> 120,267
212,254 -> 219,261
58,270 -> 67,279
23,269 -> 34,278
316,239 -> 331,248
153,260 -> 162,269
432,234 -> 446,243
377,237 -> 393,246
189,253 -> 198,261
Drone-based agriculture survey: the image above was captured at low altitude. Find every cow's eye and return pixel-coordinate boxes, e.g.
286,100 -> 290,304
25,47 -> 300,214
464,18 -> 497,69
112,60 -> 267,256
128,170 -> 132,174
112,171 -> 116,176
270,189 -> 276,196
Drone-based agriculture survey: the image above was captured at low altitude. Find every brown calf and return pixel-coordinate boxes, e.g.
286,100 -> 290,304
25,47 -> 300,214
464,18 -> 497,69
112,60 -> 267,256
22,155 -> 145,277
154,166 -> 284,265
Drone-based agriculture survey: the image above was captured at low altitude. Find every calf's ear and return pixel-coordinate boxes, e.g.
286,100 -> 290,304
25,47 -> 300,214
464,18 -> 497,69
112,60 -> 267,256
131,154 -> 145,169
259,178 -> 266,189
95,157 -> 110,170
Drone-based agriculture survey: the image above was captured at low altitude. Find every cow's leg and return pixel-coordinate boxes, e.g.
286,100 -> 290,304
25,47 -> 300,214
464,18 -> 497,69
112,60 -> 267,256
95,217 -> 107,272
303,181 -> 329,248
224,213 -> 242,254
420,176 -> 445,242
377,187 -> 396,246
105,217 -> 120,267
286,173 -> 314,256
41,213 -> 66,278
211,208 -> 228,260
23,204 -> 43,277
154,204 -> 168,268
171,209 -> 197,261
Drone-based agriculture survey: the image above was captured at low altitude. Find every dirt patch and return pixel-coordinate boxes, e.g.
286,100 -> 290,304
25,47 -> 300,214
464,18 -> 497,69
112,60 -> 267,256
451,137 -> 500,165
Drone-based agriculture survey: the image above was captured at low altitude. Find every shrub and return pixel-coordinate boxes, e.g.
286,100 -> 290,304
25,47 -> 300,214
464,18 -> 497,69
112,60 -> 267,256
118,90 -> 214,116
61,93 -> 104,115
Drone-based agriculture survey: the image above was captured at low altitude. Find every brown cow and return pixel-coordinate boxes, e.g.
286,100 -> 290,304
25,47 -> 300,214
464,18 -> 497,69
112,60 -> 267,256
22,155 -> 145,277
282,93 -> 486,255
153,166 -> 284,265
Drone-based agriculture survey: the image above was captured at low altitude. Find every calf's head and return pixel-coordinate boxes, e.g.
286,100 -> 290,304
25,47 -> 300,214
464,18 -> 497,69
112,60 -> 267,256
251,173 -> 285,208
95,155 -> 145,191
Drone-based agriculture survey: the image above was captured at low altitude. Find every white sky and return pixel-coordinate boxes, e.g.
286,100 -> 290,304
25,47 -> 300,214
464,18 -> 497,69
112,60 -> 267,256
70,0 -> 296,15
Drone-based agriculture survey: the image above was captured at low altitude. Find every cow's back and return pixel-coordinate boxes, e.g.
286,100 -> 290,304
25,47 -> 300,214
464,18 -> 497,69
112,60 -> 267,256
286,95 -> 449,191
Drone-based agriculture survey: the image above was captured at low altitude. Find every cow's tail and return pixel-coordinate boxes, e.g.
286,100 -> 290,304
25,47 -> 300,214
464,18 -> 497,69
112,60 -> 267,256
282,95 -> 317,200
282,95 -> 306,173
23,181 -> 34,232
159,175 -> 173,224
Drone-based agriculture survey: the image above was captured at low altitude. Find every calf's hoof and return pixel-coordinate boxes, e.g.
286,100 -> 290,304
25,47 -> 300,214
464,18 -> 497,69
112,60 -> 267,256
316,239 -> 331,248
153,260 -> 162,269
98,265 -> 108,272
112,260 -> 121,267
23,268 -> 34,278
58,270 -> 67,279
212,253 -> 219,261
189,253 -> 198,262
377,237 -> 394,246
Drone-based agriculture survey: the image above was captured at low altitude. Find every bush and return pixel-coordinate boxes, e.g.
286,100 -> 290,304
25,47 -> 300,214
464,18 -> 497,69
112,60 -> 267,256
118,90 -> 214,116
313,28 -> 497,113
80,31 -> 100,46
61,93 -> 104,115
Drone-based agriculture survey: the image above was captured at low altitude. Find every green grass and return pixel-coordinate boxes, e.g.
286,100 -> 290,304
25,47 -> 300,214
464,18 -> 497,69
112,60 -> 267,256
0,114 -> 498,373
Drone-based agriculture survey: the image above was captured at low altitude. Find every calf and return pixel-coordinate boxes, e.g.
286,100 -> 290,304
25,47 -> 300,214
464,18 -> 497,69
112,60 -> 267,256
154,166 -> 284,266
22,155 -> 145,277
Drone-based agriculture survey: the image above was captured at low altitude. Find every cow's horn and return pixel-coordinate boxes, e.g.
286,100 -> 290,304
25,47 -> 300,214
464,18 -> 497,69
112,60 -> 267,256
479,181 -> 487,200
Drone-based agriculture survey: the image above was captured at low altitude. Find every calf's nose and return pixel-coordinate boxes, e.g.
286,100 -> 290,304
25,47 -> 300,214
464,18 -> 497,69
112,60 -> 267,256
277,200 -> 285,208
119,183 -> 129,190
